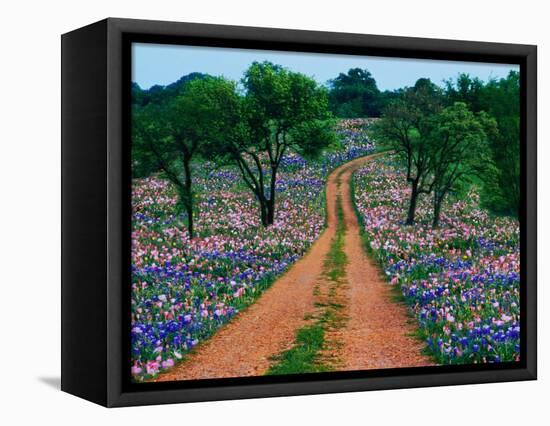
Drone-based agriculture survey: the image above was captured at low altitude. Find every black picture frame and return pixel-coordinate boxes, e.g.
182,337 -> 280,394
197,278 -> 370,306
61,17 -> 537,407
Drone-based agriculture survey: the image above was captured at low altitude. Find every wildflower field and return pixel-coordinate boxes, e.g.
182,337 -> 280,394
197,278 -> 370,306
128,49 -> 523,385
131,120 -> 375,380
352,156 -> 521,364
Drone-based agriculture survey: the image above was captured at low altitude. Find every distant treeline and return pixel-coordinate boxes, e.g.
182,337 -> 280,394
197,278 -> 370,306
132,68 -> 392,117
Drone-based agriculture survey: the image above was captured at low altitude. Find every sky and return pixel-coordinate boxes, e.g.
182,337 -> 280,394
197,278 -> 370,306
132,42 -> 519,92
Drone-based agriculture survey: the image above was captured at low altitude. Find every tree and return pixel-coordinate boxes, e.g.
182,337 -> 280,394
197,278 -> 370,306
371,78 -> 444,224
329,68 -> 382,118
131,73 -> 208,107
132,76 -> 236,238
426,103 -> 495,227
379,88 -> 404,110
479,72 -> 520,216
445,73 -> 485,112
444,72 -> 520,216
132,104 -> 170,179
245,62 -> 336,225
208,62 -> 336,227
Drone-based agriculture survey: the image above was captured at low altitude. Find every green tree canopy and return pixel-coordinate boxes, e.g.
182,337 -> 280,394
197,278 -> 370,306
444,71 -> 520,216
131,72 -> 209,107
328,68 -> 382,118
426,102 -> 496,227
445,73 -> 485,112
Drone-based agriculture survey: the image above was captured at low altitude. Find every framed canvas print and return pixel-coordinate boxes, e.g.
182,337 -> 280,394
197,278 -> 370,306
61,18 -> 537,407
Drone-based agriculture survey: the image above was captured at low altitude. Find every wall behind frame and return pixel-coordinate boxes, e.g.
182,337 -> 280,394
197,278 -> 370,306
0,0 -> 546,424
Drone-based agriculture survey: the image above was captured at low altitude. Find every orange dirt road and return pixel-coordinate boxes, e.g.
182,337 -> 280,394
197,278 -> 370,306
336,157 -> 433,370
153,154 -> 431,382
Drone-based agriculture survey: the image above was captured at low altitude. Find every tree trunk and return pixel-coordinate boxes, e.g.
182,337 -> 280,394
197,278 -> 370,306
266,165 -> 278,225
259,198 -> 269,227
183,158 -> 194,239
406,180 -> 419,225
266,200 -> 275,225
186,201 -> 194,239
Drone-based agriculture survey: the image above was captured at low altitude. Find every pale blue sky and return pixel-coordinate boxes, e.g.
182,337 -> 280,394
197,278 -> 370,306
132,42 -> 519,91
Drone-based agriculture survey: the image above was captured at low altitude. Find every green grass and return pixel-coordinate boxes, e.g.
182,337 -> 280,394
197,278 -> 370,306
265,195 -> 348,375
325,195 -> 347,281
265,323 -> 328,375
